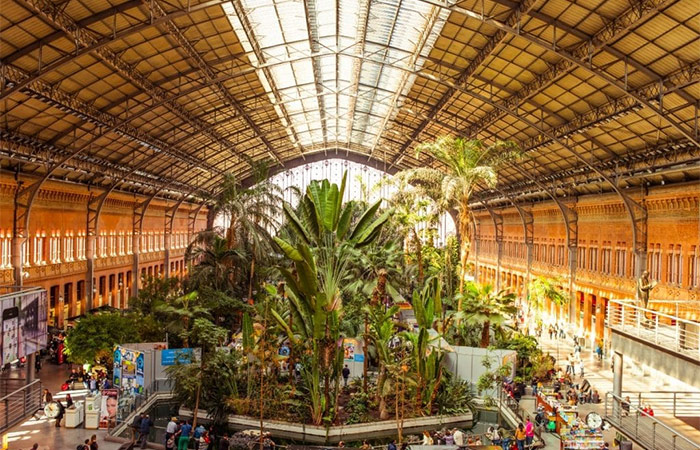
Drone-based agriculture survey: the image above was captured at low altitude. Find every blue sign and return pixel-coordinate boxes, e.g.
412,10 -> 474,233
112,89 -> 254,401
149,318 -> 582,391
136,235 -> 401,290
353,354 -> 365,363
161,348 -> 195,366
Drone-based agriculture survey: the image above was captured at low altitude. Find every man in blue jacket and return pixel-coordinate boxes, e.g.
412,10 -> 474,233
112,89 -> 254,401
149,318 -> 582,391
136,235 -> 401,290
137,414 -> 154,449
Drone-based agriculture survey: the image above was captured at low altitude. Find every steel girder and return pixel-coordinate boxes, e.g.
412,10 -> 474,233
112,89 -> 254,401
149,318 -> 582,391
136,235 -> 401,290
389,0 -> 541,164
302,0 -> 330,151
470,62 -> 700,153
0,0 -> 231,101
344,0 -> 372,150
416,0 -> 699,148
480,200 -> 504,290
15,0 -> 253,171
143,0 -> 283,166
128,191 -> 161,299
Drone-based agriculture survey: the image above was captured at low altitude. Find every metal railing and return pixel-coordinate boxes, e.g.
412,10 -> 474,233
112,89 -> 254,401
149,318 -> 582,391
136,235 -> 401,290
604,392 -> 700,450
619,391 -> 700,419
0,379 -> 42,433
607,299 -> 700,361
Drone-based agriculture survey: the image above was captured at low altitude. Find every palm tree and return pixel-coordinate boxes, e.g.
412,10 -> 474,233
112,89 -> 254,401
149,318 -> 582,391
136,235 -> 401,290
385,176 -> 440,283
213,170 -> 285,299
458,282 -> 517,348
156,291 -> 212,348
395,136 -> 519,303
187,232 -> 247,292
528,276 -> 568,319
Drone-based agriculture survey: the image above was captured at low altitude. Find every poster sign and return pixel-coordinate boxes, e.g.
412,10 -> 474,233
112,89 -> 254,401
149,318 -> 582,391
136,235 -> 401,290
161,348 -> 195,366
21,291 -> 47,356
343,338 -> 357,360
99,388 -> 119,429
0,289 -> 48,366
113,346 -> 144,394
1,302 -> 19,364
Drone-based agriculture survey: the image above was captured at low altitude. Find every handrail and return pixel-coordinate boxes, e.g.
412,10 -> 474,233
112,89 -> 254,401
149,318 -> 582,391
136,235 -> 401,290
607,299 -> 700,361
604,392 -> 700,450
0,379 -> 41,402
618,391 -> 700,417
0,379 -> 42,433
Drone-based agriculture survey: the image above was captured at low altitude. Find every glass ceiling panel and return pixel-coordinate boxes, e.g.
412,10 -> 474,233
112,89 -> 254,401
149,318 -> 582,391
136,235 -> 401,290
223,0 -> 448,153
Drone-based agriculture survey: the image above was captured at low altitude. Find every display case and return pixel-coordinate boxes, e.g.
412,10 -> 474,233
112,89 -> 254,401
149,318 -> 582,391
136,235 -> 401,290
84,394 -> 102,429
560,428 -> 604,449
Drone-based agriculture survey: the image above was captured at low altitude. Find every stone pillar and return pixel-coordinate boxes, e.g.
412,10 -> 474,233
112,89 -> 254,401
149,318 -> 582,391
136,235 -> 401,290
164,231 -> 172,278
584,293 -> 594,335
612,351 -> 624,418
595,299 -> 606,341
132,232 -> 140,298
85,230 -> 96,313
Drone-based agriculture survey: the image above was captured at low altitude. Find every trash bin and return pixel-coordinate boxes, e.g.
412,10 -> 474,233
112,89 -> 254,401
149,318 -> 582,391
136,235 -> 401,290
620,441 -> 633,450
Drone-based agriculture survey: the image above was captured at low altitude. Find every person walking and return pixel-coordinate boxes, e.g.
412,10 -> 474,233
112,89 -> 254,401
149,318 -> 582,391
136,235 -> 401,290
178,420 -> 192,450
342,364 -> 350,387
387,439 -> 397,450
89,434 -> 98,450
219,433 -> 231,450
514,423 -> 527,450
565,354 -> 574,376
130,413 -> 144,442
453,428 -> 465,446
165,416 -> 178,449
525,418 -> 535,449
54,399 -> 65,428
138,414 -> 154,449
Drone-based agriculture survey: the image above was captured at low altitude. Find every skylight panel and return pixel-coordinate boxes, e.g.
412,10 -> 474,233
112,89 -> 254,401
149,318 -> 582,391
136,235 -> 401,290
224,0 -> 447,154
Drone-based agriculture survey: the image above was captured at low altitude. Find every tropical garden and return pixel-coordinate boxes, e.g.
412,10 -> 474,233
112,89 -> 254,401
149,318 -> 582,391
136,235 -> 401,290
64,137 -> 568,435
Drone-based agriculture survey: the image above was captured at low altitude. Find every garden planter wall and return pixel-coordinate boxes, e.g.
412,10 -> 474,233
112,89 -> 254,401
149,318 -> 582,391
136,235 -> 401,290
179,407 -> 473,443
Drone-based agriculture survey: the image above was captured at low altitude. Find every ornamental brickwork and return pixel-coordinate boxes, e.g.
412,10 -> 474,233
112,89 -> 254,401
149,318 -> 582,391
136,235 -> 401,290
470,182 -> 700,344
0,174 -> 208,327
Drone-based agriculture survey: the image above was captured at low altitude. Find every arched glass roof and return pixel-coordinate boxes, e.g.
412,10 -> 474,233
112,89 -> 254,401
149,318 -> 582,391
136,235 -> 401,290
0,0 -> 698,208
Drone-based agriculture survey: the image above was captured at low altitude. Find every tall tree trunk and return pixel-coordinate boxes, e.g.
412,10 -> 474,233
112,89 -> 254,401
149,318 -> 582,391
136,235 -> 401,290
363,314 -> 369,394
377,366 -> 389,420
480,320 -> 490,348
457,202 -> 472,309
248,254 -> 256,301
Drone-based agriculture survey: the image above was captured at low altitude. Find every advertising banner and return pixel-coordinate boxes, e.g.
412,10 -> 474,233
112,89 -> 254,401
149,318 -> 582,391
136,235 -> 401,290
1,300 -> 19,365
113,346 -> 144,394
0,289 -> 48,366
20,290 -> 47,356
99,388 -> 119,429
343,338 -> 357,360
161,348 -> 195,366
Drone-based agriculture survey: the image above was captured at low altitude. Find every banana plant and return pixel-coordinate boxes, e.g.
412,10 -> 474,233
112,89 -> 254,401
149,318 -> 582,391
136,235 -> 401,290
271,172 -> 391,425
364,303 -> 399,419
402,277 -> 447,414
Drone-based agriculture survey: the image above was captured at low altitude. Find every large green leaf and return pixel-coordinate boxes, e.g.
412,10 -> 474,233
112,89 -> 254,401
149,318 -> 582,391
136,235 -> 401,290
273,237 -> 302,261
242,312 -> 253,351
270,309 -> 296,344
336,202 -> 354,240
348,199 -> 382,241
283,202 -> 311,244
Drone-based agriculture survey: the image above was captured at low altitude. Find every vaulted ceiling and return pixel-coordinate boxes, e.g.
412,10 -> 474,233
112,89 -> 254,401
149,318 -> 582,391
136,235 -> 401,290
1,0 -> 698,206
